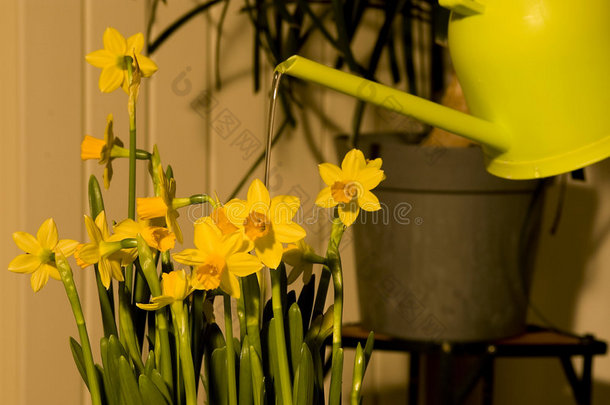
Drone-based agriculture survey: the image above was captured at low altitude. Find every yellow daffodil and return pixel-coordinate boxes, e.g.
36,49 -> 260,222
315,149 -> 385,227
85,27 -> 158,93
136,269 -> 193,311
74,211 -> 125,289
81,114 -> 127,189
8,218 -> 79,292
283,239 -> 318,284
173,217 -> 263,298
224,179 -> 306,269
112,218 -> 176,253
137,164 -> 186,243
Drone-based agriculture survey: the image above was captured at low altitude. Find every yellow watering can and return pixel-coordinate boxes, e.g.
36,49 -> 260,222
275,0 -> 610,179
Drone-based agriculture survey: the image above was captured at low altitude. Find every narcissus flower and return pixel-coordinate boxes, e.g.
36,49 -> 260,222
283,239 -> 318,284
224,179 -> 306,269
81,114 -> 127,189
112,218 -> 175,253
315,149 -> 385,227
85,27 -> 158,93
8,218 -> 78,292
173,217 -> 262,298
74,211 -> 125,289
137,165 -> 186,244
136,269 -> 193,311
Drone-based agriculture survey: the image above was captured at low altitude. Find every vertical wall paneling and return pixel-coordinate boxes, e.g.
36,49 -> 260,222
0,0 -> 24,403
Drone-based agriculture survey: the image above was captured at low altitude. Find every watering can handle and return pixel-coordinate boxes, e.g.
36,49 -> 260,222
439,0 -> 485,16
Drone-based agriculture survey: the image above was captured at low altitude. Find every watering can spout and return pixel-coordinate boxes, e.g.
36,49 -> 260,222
275,56 -> 511,153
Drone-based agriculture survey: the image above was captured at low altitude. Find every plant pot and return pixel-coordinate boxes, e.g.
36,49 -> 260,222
336,133 -> 546,342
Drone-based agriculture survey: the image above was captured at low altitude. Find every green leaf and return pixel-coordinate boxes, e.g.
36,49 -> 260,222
293,343 -> 314,405
139,374 -> 169,405
318,305 -> 335,345
210,347 -> 229,405
287,303 -> 304,377
69,337 -> 88,388
350,344 -> 365,405
144,350 -> 155,377
249,344 -> 265,405
88,175 -> 105,218
267,318 -> 286,402
148,368 -> 172,404
238,336 -> 253,405
328,348 -> 344,405
100,336 -> 121,405
118,356 -> 143,405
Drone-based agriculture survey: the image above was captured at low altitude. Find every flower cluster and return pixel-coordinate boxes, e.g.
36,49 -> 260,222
7,27 -> 386,405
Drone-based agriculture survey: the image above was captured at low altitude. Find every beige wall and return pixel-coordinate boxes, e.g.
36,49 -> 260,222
2,1 -> 610,404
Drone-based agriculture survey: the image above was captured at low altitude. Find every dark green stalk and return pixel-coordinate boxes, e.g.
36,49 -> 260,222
326,217 -> 345,405
270,267 -> 293,405
172,301 -> 197,405
223,294 -> 238,405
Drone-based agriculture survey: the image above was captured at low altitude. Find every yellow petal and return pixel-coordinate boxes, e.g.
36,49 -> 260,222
315,187 -> 337,208
83,215 -> 102,244
341,149 -> 366,179
9,254 -> 41,274
318,163 -> 343,186
224,199 -> 248,226
161,270 -> 190,300
134,54 -> 158,77
247,179 -> 270,213
95,211 -> 110,240
226,252 -> 263,277
99,66 -> 124,93
270,195 -> 300,224
13,231 -> 41,255
85,49 -> 115,68
75,243 -> 100,267
126,32 -> 144,55
211,207 -> 239,235
219,271 -> 241,298
254,234 -> 283,269
137,295 -> 174,311
356,167 -> 385,190
366,157 -> 383,169
56,239 -> 80,257
81,135 -> 105,160
338,201 -> 360,227
113,219 -> 140,239
37,218 -> 58,250
30,269 -> 50,292
219,231 -> 245,257
273,222 -> 306,244
358,190 -> 381,212
103,27 -> 126,55
137,197 -> 168,219
173,248 -> 209,266
167,210 -> 183,244
42,263 -> 61,281
194,217 -> 221,254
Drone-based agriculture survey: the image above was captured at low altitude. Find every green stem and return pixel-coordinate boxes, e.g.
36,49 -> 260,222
55,254 -> 102,405
136,235 -> 173,391
172,301 -> 197,405
223,295 -> 238,405
125,58 -> 137,295
270,268 -> 294,405
327,217 -> 345,405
